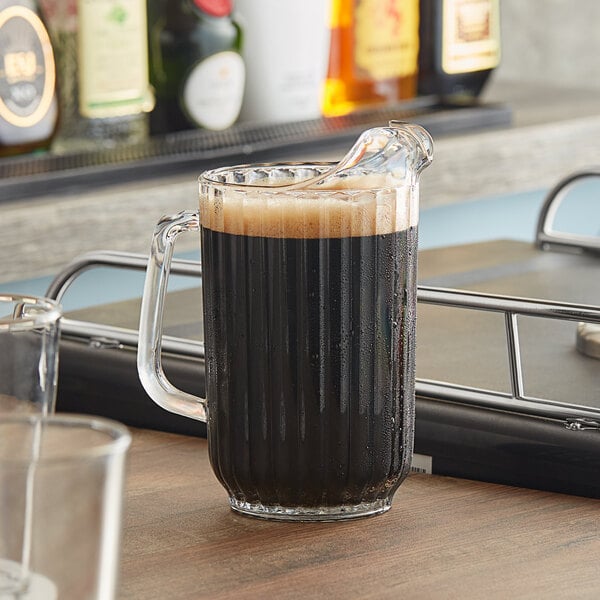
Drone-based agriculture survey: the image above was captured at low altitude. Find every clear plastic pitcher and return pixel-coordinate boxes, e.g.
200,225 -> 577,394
138,122 -> 433,520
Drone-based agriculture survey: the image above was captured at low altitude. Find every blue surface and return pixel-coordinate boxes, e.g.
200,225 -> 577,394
2,184 -> 598,311
419,188 -> 545,249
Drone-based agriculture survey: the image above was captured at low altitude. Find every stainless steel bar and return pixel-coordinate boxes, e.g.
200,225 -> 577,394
417,380 -> 600,422
49,252 -> 600,429
418,286 -> 600,324
535,169 -> 600,254
60,319 -> 205,359
505,312 -> 525,400
46,250 -> 201,303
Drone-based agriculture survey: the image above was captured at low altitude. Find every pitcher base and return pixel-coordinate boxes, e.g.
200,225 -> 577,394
229,497 -> 392,521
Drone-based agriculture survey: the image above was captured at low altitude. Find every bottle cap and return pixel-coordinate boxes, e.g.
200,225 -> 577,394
193,0 -> 232,17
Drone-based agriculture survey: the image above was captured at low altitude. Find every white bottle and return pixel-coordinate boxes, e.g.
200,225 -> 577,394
235,0 -> 330,124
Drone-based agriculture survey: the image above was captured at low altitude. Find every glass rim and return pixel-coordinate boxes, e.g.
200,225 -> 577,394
199,161 -> 335,188
0,414 -> 132,465
0,293 -> 62,331
198,161 -> 416,194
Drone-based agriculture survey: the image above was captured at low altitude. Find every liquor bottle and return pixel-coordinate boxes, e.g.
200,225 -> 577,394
0,0 -> 58,157
148,0 -> 245,133
43,0 -> 154,152
418,0 -> 501,102
322,0 -> 420,118
235,0 -> 330,124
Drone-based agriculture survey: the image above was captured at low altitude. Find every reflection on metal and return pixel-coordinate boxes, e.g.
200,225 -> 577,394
565,417 -> 600,432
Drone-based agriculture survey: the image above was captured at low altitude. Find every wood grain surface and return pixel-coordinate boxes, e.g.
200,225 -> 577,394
120,429 -> 600,600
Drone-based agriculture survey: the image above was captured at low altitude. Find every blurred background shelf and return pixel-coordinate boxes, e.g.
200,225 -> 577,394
1,81 -> 599,288
0,99 -> 511,202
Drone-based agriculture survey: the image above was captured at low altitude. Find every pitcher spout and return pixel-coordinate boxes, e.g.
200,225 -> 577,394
389,121 -> 434,175
283,120 -> 434,191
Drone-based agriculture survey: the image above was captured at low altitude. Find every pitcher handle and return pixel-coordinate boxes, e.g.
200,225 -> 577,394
137,210 -> 207,422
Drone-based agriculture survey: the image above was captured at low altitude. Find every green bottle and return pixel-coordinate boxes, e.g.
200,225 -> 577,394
45,0 -> 154,152
149,0 -> 245,133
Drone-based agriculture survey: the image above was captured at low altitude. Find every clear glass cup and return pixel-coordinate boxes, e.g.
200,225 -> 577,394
138,123 -> 433,520
0,414 -> 131,599
0,294 -> 62,416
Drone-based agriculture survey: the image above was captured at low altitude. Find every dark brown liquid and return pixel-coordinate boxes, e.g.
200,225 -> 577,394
201,227 -> 416,508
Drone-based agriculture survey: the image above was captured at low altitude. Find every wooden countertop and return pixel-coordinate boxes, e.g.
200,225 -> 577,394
121,428 -> 600,600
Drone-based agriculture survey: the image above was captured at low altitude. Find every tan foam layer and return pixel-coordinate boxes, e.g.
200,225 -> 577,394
199,187 -> 418,239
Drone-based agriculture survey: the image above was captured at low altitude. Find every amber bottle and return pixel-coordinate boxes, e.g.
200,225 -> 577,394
322,0 -> 420,117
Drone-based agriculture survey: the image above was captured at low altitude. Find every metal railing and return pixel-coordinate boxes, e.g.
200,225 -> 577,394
47,171 -> 600,430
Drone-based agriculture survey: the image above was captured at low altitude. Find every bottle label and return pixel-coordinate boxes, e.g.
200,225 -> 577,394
354,0 -> 419,81
182,51 -> 245,130
78,0 -> 152,118
0,5 -> 56,128
442,0 -> 501,74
